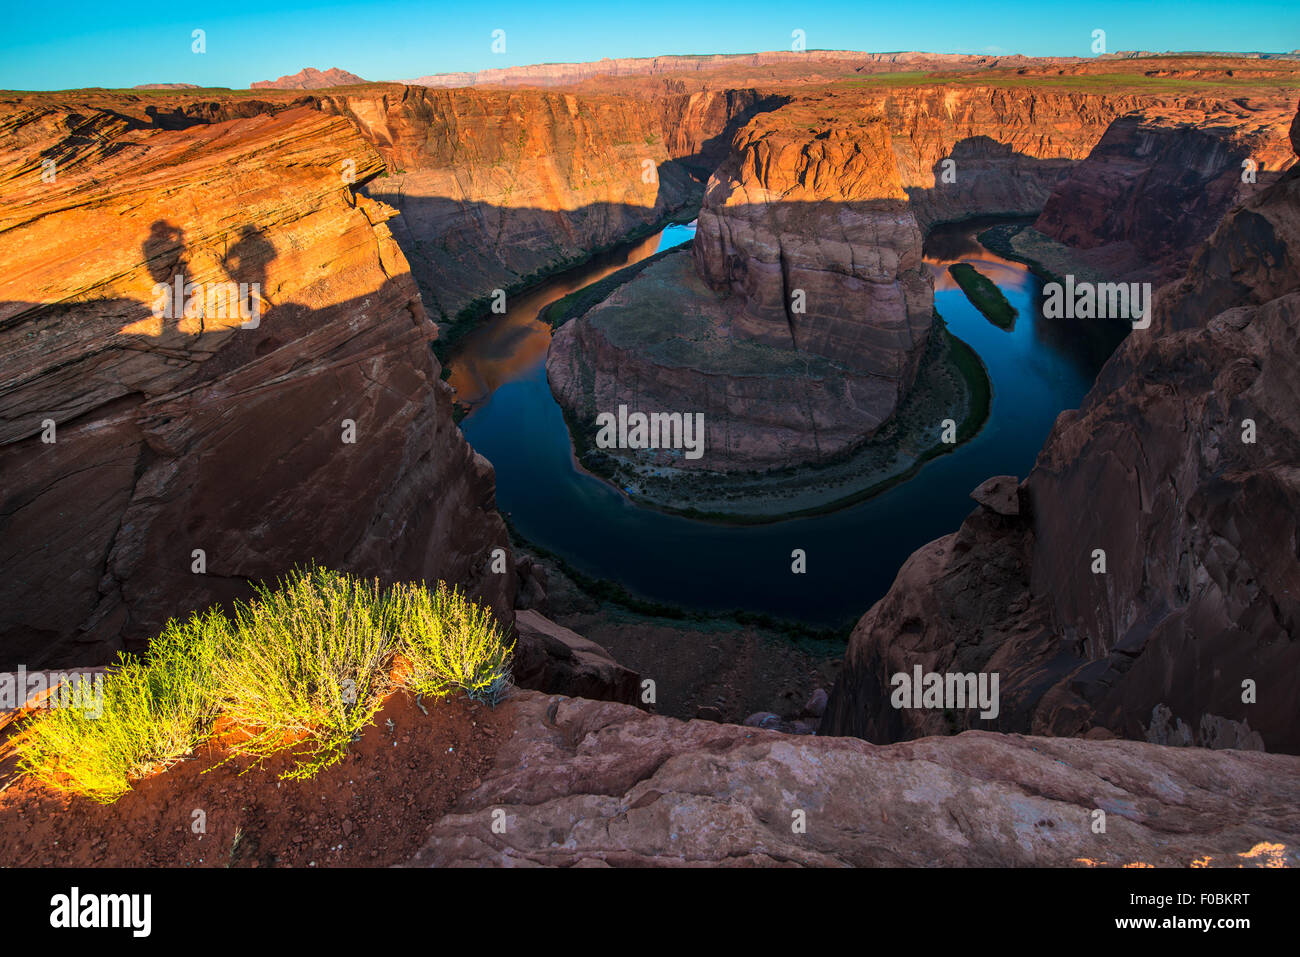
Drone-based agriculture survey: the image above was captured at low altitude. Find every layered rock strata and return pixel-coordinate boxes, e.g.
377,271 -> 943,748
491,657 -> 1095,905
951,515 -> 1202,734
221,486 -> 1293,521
0,106 -> 512,667
314,86 -> 779,323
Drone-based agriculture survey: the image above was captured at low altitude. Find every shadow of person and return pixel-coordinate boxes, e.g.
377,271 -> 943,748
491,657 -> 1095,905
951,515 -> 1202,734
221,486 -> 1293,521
221,225 -> 277,322
142,220 -> 188,285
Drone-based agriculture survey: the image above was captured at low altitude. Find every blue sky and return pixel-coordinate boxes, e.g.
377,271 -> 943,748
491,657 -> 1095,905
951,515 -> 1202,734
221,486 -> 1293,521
3,1 -> 1297,90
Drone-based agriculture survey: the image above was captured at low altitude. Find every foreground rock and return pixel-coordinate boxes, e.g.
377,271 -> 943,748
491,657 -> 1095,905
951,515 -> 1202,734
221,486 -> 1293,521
823,106 -> 1300,754
0,105 -> 511,667
409,691 -> 1300,867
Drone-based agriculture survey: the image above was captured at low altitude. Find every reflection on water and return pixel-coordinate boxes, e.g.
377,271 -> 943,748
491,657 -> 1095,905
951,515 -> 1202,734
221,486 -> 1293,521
925,217 -> 1035,298
447,230 -> 667,410
447,218 -> 1127,627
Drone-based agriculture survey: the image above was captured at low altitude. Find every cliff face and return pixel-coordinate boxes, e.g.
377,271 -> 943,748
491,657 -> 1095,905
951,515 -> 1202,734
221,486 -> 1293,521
312,86 -> 777,323
864,88 -> 1295,282
0,105 -> 512,668
693,104 -> 932,382
874,87 -> 1146,229
822,105 -> 1300,754
1033,102 -> 1297,283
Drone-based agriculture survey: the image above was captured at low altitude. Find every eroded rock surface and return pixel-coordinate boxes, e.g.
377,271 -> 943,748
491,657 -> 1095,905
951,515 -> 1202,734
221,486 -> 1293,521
511,610 -> 641,705
1033,102 -> 1297,283
409,690 -> 1300,867
0,106 -> 511,666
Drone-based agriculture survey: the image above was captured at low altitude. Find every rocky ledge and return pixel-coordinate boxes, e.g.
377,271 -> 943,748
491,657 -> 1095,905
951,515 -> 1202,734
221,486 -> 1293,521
408,690 -> 1300,867
0,104 -> 512,667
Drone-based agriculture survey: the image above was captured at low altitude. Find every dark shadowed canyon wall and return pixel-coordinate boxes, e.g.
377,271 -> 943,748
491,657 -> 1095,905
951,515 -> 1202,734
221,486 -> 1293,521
312,86 -> 781,323
822,104 -> 1300,754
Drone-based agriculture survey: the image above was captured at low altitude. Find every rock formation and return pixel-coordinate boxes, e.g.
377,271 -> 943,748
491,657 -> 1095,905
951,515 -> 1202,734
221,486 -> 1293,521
822,103 -> 1300,755
543,86 -> 1294,474
511,610 -> 641,705
1033,101 -> 1296,283
251,67 -> 367,90
547,103 -> 936,472
410,690 -> 1300,867
0,105 -> 511,668
693,105 -> 932,381
313,86 -> 776,324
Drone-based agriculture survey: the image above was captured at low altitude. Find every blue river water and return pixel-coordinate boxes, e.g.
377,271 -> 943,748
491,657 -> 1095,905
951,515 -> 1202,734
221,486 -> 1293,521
451,219 -> 1126,628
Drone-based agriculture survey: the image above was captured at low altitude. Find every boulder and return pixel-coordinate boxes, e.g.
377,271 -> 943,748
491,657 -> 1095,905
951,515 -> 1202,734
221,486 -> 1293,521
510,610 -> 641,706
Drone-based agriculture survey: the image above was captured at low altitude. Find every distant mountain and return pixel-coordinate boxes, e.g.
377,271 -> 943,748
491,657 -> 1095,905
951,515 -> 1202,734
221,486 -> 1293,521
251,67 -> 367,90
132,83 -> 201,90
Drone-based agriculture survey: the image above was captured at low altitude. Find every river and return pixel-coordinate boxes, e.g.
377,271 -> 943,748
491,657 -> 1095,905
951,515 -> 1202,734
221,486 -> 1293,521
448,218 -> 1126,629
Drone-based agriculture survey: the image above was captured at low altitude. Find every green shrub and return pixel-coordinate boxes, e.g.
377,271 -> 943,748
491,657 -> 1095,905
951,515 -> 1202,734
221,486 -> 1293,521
389,581 -> 514,706
12,609 -> 227,803
210,566 -> 398,780
13,567 -> 515,800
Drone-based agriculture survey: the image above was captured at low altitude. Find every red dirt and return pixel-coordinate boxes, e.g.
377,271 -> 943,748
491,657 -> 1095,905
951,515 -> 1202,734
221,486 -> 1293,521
0,692 -> 508,867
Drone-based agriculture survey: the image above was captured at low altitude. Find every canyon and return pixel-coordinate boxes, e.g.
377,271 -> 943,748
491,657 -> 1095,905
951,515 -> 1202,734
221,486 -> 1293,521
547,102 -> 935,473
2,53 -> 1299,864
544,82 -> 1295,486
822,107 -> 1300,754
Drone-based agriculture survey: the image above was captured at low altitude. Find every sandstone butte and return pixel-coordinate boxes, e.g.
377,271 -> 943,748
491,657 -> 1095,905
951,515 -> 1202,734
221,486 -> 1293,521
547,102 -> 935,471
1,55 -> 1299,865
250,66 -> 368,90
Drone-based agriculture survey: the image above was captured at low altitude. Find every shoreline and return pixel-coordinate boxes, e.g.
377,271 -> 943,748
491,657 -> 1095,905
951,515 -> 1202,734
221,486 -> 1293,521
583,321 -> 992,526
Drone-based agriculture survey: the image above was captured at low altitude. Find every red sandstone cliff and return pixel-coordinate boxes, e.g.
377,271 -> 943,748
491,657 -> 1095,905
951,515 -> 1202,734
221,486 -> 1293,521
1033,101 -> 1296,283
312,85 -> 775,324
0,105 -> 512,667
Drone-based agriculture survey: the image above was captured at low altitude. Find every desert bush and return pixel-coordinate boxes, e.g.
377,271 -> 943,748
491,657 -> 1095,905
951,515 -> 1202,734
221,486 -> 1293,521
388,581 -> 514,706
210,565 -> 398,780
14,566 -> 514,799
12,609 -> 227,803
